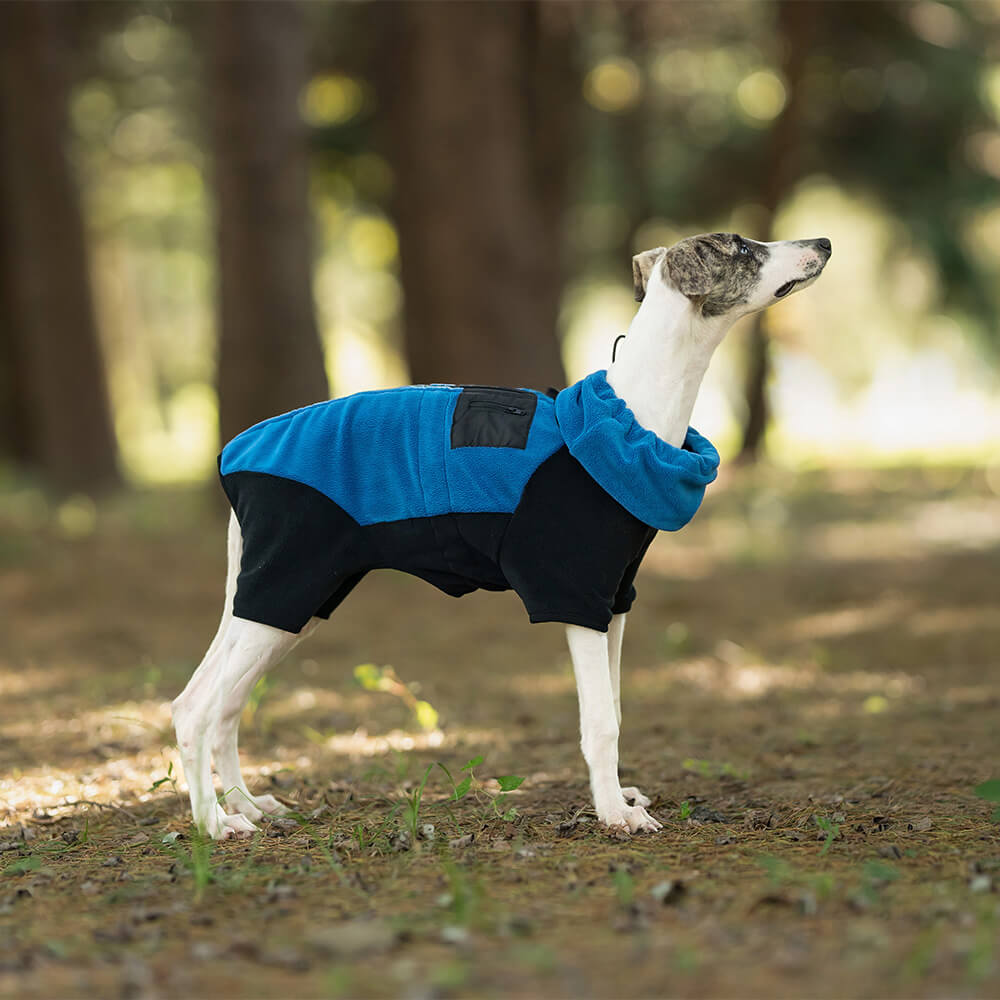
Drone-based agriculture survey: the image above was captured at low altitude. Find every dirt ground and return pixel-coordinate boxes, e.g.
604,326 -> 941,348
2,463 -> 1000,999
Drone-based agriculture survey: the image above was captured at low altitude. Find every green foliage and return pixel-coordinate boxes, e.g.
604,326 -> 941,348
682,758 -> 749,781
148,759 -> 178,795
497,775 -> 526,793
815,815 -> 841,855
439,861 -> 483,926
612,866 -> 635,906
401,763 -> 437,846
757,854 -> 794,886
5,855 -> 43,876
161,828 -> 217,902
974,779 -> 1000,822
390,753 -> 526,844
353,663 -> 439,732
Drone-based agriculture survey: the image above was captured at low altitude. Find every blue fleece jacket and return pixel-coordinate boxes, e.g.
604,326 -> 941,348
220,371 -> 718,528
218,371 -> 719,634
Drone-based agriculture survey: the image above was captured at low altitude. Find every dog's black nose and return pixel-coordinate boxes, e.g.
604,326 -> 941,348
816,237 -> 832,253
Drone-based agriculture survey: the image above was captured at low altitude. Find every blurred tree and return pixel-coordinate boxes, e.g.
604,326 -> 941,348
206,0 -> 328,444
0,1 -> 119,491
736,0 -> 813,463
0,176 -> 27,466
375,0 -> 575,389
596,0 -> 999,460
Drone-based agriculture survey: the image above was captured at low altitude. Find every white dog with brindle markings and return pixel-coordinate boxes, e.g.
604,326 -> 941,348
171,232 -> 831,839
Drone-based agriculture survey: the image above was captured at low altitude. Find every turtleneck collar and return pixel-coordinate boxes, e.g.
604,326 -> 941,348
554,370 -> 720,531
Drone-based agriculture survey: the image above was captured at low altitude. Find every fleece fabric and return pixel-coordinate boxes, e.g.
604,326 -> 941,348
219,370 -> 719,634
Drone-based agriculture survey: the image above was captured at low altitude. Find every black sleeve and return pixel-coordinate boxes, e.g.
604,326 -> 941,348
500,448 -> 655,632
610,529 -> 656,615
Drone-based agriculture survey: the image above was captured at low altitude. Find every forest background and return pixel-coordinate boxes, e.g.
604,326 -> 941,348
3,0 -> 1000,496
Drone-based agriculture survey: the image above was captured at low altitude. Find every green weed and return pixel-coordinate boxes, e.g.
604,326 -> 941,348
443,755 -> 524,821
148,759 -> 179,797
160,828 -> 219,902
402,763 -> 437,846
354,663 -> 439,731
612,866 -> 635,906
439,860 -> 483,926
973,779 -> 1000,822
815,815 -> 840,855
682,757 -> 749,781
852,859 -> 900,907
1,820 -> 90,875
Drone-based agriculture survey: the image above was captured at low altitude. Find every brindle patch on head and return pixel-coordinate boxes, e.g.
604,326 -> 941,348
663,233 -> 769,316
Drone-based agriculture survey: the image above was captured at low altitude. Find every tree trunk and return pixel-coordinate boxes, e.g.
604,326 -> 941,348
377,1 -> 574,389
0,138 -> 28,465
0,1 -> 119,491
207,1 -> 328,446
736,0 -> 815,464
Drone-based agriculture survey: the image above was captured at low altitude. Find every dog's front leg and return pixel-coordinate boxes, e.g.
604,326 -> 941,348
566,624 -> 661,834
607,613 -> 652,810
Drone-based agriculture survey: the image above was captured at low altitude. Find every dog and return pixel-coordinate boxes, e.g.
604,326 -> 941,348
171,232 -> 831,839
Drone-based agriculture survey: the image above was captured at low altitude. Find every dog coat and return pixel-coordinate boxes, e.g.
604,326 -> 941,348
219,370 -> 720,634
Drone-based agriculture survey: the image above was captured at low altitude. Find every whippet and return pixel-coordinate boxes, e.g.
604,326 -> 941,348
171,232 -> 831,839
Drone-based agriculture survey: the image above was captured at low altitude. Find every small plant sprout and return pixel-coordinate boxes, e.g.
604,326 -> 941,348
392,754 -> 526,845
678,800 -> 693,821
439,861 -> 483,926
757,854 -> 794,887
612,866 -> 635,907
402,763 -> 438,846
815,815 -> 840,855
161,828 -> 217,903
353,663 -> 439,731
148,760 -> 178,796
681,757 -> 749,781
443,755 -> 524,821
974,779 -> 1000,822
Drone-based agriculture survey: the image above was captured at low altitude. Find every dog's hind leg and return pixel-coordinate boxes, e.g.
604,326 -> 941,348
173,511 -> 242,705
174,617 -> 303,838
212,617 -> 321,821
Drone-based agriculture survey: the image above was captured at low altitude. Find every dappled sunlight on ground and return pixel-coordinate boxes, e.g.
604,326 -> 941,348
778,596 -> 910,643
2,467 -> 999,998
640,655 -> 924,703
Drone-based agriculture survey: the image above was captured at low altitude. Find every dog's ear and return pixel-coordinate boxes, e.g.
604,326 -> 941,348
632,247 -> 667,302
663,240 -> 714,299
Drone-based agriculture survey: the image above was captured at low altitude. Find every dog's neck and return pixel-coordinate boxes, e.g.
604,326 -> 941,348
606,283 -> 733,448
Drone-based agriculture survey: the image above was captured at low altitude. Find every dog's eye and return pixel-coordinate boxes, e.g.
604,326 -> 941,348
737,240 -> 750,256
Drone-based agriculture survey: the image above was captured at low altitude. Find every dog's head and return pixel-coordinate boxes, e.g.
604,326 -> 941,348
633,233 -> 831,320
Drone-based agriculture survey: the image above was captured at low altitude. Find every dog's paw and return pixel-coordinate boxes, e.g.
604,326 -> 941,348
620,786 -> 652,808
600,802 -> 663,835
222,791 -> 288,822
248,793 -> 288,817
198,803 -> 258,840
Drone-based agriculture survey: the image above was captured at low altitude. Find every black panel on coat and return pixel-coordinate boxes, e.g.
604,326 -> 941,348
450,387 -> 538,449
